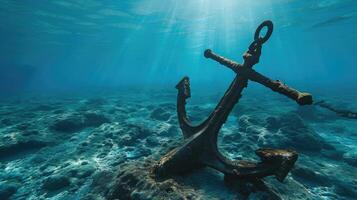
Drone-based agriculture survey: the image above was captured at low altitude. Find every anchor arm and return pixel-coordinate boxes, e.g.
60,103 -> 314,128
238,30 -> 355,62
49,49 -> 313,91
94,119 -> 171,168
175,77 -> 213,138
201,148 -> 298,183
204,49 -> 313,105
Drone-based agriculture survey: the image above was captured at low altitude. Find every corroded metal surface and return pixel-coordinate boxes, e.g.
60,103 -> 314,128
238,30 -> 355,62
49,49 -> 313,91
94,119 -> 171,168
153,20 -> 313,188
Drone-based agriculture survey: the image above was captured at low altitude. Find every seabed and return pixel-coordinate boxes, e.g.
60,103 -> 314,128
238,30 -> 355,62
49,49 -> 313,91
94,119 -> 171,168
0,88 -> 356,200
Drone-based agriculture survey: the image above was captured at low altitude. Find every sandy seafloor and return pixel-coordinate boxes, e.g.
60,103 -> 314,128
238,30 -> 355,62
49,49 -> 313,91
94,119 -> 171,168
0,86 -> 356,200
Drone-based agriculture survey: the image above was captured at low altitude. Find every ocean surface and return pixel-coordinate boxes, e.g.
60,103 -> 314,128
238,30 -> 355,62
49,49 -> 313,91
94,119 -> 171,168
0,0 -> 356,199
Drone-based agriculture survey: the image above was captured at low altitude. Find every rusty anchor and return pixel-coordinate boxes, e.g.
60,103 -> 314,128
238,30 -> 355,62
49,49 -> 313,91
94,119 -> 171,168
153,20 -> 313,188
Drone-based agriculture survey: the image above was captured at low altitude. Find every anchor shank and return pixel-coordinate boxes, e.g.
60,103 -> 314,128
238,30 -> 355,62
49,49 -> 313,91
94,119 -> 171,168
205,75 -> 247,136
199,75 -> 248,171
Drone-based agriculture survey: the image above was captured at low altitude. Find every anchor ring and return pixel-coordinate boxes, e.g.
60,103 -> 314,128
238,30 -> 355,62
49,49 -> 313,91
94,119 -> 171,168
254,20 -> 273,44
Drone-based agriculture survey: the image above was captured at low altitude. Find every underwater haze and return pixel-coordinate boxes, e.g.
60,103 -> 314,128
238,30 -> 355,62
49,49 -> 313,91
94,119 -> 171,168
0,0 -> 357,200
1,0 -> 357,91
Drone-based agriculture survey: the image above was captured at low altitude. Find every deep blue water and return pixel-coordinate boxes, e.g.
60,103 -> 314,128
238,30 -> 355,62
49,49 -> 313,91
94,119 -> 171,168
1,0 -> 357,91
0,1 -> 357,200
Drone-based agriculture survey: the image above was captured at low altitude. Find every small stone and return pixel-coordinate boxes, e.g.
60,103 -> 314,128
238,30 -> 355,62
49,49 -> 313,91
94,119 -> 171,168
81,161 -> 89,165
53,109 -> 64,114
150,108 -> 171,121
85,98 -> 106,106
33,105 -> 56,111
50,113 -> 109,133
291,166 -> 330,186
50,117 -> 84,133
262,114 -> 327,152
321,149 -> 344,160
16,123 -> 30,130
83,112 -> 110,127
265,116 -> 279,130
343,153 -> 357,167
0,140 -> 48,160
77,165 -> 95,178
1,118 -> 12,126
0,184 -> 17,200
146,137 -> 159,146
42,175 -> 70,191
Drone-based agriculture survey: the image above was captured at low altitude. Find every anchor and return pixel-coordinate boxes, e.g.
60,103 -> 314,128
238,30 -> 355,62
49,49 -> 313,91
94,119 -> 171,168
153,20 -> 313,189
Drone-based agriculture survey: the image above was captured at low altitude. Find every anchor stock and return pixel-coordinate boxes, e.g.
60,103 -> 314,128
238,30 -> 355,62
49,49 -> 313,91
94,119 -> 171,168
204,49 -> 313,105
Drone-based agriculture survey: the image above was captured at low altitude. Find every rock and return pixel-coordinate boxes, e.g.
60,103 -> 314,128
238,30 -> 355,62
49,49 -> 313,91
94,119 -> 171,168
42,175 -> 70,191
146,137 -> 159,147
77,165 -> 95,178
321,149 -> 344,160
235,114 -> 328,153
291,166 -> 331,186
343,153 -> 357,167
334,181 -> 357,198
125,147 -> 151,159
107,160 -> 202,200
83,112 -> 110,127
67,163 -> 95,179
120,124 -> 152,145
263,113 -> 327,152
21,130 -> 39,136
239,115 -> 263,131
53,109 -> 64,114
278,126 -> 323,151
83,170 -> 115,199
120,135 -> 135,146
50,116 -> 84,133
0,184 -> 17,200
32,104 -> 56,111
15,123 -> 31,130
31,154 -> 47,164
265,114 -> 305,131
50,113 -> 110,133
0,140 -> 48,160
85,98 -> 107,106
0,118 -> 12,126
156,124 -> 178,137
158,103 -> 176,111
187,106 -> 211,123
150,108 -> 171,121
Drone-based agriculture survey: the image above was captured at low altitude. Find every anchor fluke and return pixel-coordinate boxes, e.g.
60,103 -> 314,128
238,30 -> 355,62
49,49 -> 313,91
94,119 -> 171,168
175,76 -> 191,99
255,149 -> 298,182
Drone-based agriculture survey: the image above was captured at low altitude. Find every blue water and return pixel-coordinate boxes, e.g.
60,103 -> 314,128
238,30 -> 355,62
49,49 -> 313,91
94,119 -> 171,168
1,0 -> 357,91
0,1 -> 357,200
